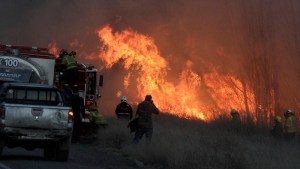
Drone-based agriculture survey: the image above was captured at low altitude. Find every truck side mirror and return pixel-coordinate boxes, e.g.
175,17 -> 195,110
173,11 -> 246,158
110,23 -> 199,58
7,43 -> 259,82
99,75 -> 103,87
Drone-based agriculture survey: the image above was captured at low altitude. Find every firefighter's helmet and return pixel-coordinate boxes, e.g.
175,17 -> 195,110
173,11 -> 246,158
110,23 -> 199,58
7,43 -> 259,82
69,51 -> 77,56
121,96 -> 127,102
60,49 -> 68,56
231,109 -> 238,115
274,115 -> 282,123
284,109 -> 293,117
72,85 -> 79,93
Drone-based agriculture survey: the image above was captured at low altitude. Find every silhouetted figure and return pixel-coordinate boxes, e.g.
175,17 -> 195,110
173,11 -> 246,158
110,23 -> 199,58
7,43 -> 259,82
284,109 -> 297,141
133,95 -> 159,144
230,109 -> 241,132
60,49 -> 78,86
270,115 -> 283,139
71,88 -> 85,143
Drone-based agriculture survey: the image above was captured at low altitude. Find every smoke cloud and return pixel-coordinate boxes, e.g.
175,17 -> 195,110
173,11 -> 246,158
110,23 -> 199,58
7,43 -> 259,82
1,0 -> 300,121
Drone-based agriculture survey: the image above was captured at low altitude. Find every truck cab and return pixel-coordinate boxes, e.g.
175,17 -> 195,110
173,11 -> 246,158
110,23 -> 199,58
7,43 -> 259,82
0,82 -> 73,161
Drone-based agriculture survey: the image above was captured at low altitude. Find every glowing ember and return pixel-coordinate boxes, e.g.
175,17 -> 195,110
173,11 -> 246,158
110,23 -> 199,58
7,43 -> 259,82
97,25 -> 256,121
116,91 -> 122,98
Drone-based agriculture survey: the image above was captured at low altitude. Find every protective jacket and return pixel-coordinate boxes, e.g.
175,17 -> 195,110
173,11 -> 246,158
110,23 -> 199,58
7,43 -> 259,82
61,55 -> 77,70
136,100 -> 159,128
271,121 -> 283,138
89,106 -> 107,126
115,102 -> 133,120
284,115 -> 297,133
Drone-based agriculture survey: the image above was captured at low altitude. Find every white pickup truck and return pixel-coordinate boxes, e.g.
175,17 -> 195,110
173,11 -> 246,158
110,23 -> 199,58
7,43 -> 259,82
0,82 -> 73,161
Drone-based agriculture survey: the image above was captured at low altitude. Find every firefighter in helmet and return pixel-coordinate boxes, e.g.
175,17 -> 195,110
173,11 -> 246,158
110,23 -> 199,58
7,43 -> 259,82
284,109 -> 297,140
59,49 -> 68,58
270,115 -> 283,139
230,109 -> 241,132
60,49 -> 78,86
115,96 -> 133,120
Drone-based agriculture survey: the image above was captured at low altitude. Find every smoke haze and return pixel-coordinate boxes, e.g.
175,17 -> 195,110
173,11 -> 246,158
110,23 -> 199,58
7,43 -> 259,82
1,0 -> 300,122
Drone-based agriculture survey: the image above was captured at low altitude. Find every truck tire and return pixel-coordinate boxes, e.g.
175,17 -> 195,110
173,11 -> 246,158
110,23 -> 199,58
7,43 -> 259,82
0,138 -> 4,157
56,149 -> 69,161
44,148 -> 56,160
56,139 -> 70,161
0,147 -> 3,157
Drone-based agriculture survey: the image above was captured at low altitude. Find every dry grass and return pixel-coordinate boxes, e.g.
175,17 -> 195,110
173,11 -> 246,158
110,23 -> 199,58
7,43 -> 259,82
96,114 -> 300,169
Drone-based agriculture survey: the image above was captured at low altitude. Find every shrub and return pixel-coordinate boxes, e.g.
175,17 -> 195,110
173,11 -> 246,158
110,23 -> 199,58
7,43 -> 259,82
96,114 -> 300,169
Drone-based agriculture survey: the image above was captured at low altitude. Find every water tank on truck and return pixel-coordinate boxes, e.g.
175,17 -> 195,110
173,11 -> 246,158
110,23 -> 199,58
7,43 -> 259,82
0,44 -> 56,85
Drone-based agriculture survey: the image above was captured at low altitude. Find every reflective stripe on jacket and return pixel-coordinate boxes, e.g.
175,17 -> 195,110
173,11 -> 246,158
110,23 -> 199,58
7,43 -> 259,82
62,55 -> 77,70
115,102 -> 133,119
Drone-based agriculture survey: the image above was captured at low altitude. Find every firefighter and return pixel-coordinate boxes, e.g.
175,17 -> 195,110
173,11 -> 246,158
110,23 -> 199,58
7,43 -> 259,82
133,95 -> 160,144
284,109 -> 297,140
61,83 -> 72,106
270,115 -> 283,139
115,96 -> 133,120
60,49 -> 78,86
230,109 -> 241,132
71,87 -> 85,143
89,105 -> 107,138
59,49 -> 68,58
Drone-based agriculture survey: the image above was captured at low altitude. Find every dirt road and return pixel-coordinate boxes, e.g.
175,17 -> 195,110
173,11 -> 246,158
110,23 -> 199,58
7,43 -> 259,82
0,143 -> 139,169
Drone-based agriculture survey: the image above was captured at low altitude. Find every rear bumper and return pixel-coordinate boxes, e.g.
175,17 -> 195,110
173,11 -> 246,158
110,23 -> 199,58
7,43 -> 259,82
0,127 -> 71,149
0,127 -> 71,141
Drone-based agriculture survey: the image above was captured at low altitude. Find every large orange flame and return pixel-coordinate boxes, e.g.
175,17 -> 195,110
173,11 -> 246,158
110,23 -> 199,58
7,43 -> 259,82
98,25 -> 255,121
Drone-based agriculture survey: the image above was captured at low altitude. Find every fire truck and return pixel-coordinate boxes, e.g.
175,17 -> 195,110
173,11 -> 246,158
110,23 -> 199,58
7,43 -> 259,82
0,44 -> 103,126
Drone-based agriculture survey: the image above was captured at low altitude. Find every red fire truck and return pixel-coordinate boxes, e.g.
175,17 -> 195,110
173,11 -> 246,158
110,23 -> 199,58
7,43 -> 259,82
0,44 -> 103,125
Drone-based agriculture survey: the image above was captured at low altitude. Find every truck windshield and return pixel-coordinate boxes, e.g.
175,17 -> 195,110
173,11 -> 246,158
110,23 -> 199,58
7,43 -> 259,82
4,87 -> 62,106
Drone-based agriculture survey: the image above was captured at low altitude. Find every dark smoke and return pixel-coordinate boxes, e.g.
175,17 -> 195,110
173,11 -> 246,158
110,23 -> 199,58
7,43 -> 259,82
1,0 -> 300,122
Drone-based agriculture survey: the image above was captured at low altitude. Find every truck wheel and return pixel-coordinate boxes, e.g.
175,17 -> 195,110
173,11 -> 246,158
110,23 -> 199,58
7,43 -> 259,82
44,148 -> 56,160
0,147 -> 3,157
56,150 -> 69,161
0,139 -> 4,158
56,139 -> 70,161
